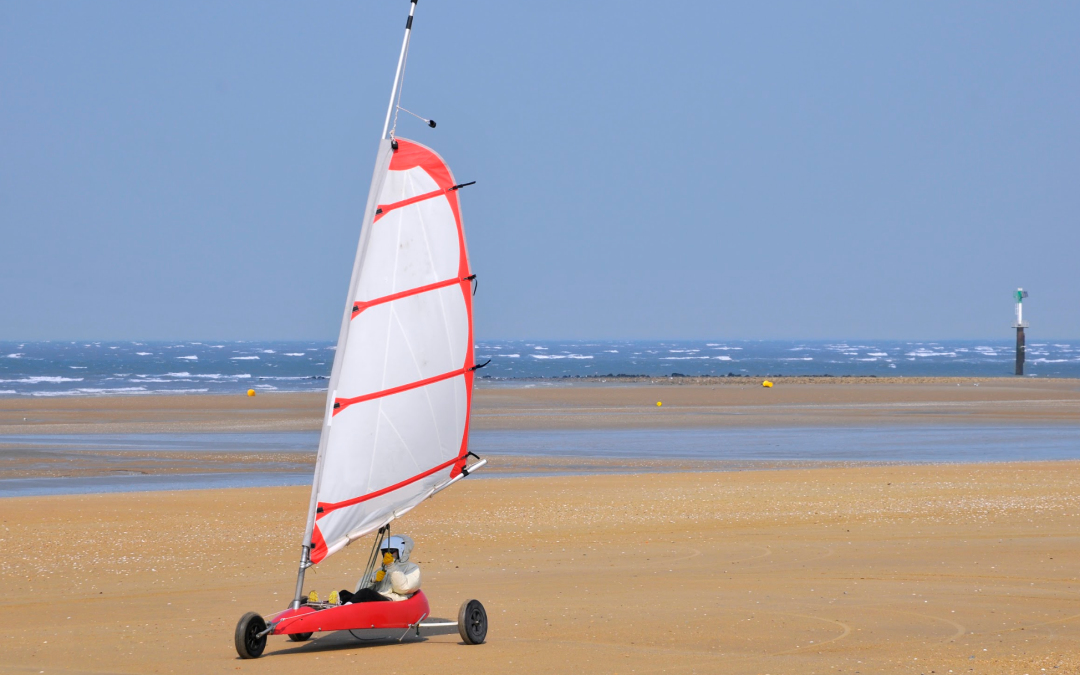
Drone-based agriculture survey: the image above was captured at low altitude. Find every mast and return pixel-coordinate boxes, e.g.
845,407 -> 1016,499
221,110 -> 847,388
382,0 -> 418,140
290,0 -> 420,610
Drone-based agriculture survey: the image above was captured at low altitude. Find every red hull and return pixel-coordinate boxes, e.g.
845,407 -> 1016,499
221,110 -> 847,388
270,591 -> 430,635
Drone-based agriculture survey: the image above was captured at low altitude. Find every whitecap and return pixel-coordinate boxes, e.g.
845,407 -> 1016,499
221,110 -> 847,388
261,349 -> 276,354
69,366 -> 87,369
283,353 -> 305,356
176,355 -> 198,360
498,354 -> 520,358
4,353 -> 23,359
31,386 -> 150,397
906,349 -> 956,357
866,352 -> 888,357
779,357 -> 813,361
604,350 -> 619,353
231,356 -> 261,360
0,376 -> 84,384
135,352 -> 153,356
660,356 -> 711,360
713,356 -> 732,361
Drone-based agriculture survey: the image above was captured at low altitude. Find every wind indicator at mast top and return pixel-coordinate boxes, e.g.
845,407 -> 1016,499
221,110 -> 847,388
1013,288 -> 1028,376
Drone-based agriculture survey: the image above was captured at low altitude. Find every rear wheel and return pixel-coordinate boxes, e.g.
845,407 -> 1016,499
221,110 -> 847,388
458,599 -> 487,645
234,612 -> 267,659
288,632 -> 313,642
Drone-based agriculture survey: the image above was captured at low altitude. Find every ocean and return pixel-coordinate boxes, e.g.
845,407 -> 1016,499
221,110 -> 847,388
1,338 -> 1078,397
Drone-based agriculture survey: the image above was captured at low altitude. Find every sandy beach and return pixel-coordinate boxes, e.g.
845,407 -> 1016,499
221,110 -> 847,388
2,380 -> 1079,673
3,463 -> 1080,674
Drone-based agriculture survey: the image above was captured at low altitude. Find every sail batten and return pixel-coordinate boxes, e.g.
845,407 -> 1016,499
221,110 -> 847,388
305,137 -> 474,566
333,366 -> 467,415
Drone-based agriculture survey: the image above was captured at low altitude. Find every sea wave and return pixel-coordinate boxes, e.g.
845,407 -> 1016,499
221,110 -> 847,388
162,372 -> 250,380
31,386 -> 150,397
176,355 -> 198,360
530,354 -> 593,360
4,353 -> 24,358
283,353 -> 305,356
135,352 -> 153,356
231,356 -> 261,360
0,376 -> 84,384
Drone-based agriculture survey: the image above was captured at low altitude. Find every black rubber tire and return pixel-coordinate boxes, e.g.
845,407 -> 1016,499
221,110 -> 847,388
287,632 -> 313,642
234,612 -> 267,659
457,599 -> 487,645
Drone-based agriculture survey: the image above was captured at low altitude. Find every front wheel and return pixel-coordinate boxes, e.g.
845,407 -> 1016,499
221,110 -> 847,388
458,599 -> 487,645
288,632 -> 313,642
234,612 -> 267,659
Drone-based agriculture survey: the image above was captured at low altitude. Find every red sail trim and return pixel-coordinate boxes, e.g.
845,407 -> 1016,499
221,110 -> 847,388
308,527 -> 329,564
316,450 -> 471,519
373,187 -> 448,223
332,367 -> 466,416
352,277 -> 467,319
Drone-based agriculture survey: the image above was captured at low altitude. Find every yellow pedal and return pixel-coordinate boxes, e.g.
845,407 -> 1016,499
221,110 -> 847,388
307,590 -> 319,603
328,590 -> 339,605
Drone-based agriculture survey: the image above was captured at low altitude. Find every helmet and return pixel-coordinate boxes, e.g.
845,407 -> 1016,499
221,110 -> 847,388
379,534 -> 414,563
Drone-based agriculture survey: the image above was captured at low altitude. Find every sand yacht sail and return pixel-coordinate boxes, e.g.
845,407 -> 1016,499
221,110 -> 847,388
235,0 -> 488,658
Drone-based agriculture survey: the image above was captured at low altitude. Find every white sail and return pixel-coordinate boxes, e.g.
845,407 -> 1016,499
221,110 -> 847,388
306,137 -> 476,564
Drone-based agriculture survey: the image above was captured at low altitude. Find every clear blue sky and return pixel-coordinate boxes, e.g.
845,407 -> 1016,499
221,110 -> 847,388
2,1 -> 1077,340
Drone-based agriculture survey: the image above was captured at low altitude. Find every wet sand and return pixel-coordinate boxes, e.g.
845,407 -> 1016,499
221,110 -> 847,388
2,379 -> 1079,483
3,463 -> 1079,674
1,377 -> 1078,435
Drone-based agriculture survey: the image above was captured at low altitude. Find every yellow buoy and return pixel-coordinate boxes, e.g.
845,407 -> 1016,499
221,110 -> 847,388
247,389 -> 256,397
656,401 -> 662,407
762,381 -> 773,388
